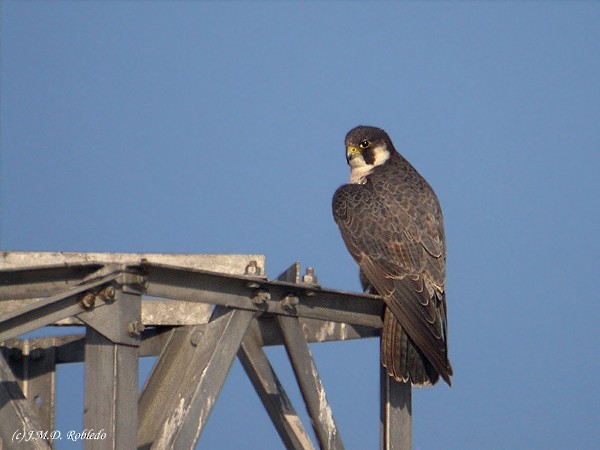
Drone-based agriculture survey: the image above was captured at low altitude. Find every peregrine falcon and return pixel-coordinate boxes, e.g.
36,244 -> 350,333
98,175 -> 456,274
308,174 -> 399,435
332,126 -> 452,386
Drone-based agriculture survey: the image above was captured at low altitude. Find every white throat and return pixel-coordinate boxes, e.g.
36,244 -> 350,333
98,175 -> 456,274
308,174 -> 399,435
349,144 -> 390,184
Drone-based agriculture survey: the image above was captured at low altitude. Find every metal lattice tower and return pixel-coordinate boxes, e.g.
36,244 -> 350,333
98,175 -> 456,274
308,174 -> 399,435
0,252 -> 411,449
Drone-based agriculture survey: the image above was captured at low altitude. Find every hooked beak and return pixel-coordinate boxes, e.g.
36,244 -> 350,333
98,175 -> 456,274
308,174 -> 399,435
346,146 -> 360,164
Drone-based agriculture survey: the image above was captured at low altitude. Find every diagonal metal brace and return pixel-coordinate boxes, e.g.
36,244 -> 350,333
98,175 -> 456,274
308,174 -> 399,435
275,262 -> 344,449
277,315 -> 345,450
137,306 -> 257,450
0,273 -> 120,342
0,352 -> 52,449
238,322 -> 315,450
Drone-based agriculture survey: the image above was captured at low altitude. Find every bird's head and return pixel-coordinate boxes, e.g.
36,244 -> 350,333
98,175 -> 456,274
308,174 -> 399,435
345,125 -> 394,184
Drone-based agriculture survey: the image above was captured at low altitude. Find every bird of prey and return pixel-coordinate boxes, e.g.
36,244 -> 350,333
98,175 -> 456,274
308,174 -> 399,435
332,126 -> 452,386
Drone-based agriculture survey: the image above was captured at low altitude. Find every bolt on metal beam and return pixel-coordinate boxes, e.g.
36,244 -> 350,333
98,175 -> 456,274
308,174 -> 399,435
0,273 -> 120,342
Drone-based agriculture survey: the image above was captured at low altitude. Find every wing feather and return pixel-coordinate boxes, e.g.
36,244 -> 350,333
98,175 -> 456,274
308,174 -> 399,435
333,165 -> 452,385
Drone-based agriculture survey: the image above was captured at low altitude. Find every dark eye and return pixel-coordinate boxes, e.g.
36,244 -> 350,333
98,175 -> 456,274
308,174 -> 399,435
359,140 -> 370,149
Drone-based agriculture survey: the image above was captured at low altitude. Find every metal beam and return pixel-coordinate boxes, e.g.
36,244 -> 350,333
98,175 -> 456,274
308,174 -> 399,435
82,290 -> 141,450
1,314 -> 377,368
0,253 -> 265,303
0,263 -> 105,301
0,351 -> 52,450
141,300 -> 212,326
0,253 -> 408,450
257,315 -> 378,346
77,287 -> 142,346
0,274 -> 120,342
137,326 -> 201,449
238,322 -> 315,450
83,327 -> 139,450
0,252 -> 265,275
137,306 -> 257,450
6,341 -> 56,433
380,364 -> 412,450
275,261 -> 344,449
144,262 -> 383,328
277,315 -> 345,450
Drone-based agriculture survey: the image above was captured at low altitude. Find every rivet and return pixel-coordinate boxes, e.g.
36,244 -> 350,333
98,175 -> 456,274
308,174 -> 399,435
190,329 -> 204,347
127,321 -> 145,337
100,285 -> 116,301
245,260 -> 262,276
281,294 -> 299,310
80,292 -> 96,309
302,267 -> 318,285
252,290 -> 271,305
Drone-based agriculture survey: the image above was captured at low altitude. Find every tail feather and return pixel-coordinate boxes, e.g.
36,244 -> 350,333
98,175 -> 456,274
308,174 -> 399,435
368,273 -> 447,386
381,308 -> 441,386
381,308 -> 398,378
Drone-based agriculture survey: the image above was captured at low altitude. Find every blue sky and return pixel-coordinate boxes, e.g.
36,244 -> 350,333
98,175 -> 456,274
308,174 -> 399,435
2,2 -> 599,449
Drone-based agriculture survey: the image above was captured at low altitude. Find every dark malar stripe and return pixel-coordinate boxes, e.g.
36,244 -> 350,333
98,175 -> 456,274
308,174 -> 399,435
363,148 -> 376,165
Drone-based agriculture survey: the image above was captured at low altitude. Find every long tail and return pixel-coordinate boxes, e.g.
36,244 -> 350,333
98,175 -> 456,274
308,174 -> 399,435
381,308 -> 441,386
